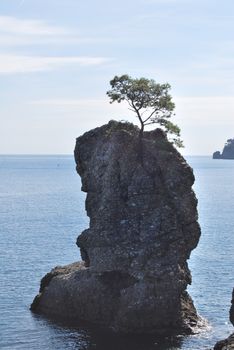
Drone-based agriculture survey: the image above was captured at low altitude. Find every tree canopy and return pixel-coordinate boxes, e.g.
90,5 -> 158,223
107,74 -> 183,147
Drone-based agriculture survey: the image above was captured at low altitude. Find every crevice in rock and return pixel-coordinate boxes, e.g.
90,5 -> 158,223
98,271 -> 138,294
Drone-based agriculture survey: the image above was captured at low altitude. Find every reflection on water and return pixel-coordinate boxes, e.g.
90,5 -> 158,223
31,313 -> 184,350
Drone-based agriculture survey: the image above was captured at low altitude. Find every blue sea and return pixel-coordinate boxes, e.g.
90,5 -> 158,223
0,155 -> 233,350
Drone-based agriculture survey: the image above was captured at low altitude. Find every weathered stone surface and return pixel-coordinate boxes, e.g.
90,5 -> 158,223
213,139 -> 234,159
213,288 -> 234,350
31,121 -> 202,334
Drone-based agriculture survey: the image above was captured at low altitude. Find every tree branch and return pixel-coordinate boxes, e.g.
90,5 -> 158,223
142,107 -> 160,123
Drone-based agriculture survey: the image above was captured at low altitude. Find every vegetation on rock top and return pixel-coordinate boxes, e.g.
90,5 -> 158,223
107,74 -> 183,148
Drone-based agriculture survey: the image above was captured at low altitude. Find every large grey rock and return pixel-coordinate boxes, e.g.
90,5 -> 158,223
31,121 -> 202,334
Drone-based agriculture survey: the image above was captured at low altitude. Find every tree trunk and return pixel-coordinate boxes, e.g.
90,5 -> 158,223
138,123 -> 144,163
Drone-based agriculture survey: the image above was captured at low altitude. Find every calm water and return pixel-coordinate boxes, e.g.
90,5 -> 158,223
0,155 -> 233,350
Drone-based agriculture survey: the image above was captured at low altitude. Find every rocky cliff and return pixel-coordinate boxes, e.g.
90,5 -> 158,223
213,138 -> 234,159
214,288 -> 234,350
31,120 -> 201,334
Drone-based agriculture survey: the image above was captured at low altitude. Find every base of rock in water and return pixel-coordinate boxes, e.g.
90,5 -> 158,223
31,262 -> 201,335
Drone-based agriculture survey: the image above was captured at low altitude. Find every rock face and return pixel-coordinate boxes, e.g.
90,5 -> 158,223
31,121 -> 201,334
213,139 -> 234,159
214,288 -> 234,350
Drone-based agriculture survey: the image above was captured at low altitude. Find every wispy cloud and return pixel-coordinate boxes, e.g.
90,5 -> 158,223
0,15 -> 96,46
28,98 -> 134,121
0,54 -> 111,74
30,98 -> 108,107
0,16 -> 112,74
0,15 -> 67,36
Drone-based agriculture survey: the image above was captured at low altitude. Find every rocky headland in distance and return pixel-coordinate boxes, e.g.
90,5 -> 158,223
213,139 -> 234,159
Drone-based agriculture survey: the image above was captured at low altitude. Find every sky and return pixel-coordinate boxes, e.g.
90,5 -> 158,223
0,0 -> 233,155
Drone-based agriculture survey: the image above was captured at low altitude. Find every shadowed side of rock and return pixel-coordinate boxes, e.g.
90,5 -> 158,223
31,120 -> 202,334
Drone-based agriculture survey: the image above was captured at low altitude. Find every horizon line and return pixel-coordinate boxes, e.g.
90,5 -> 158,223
0,153 -> 211,157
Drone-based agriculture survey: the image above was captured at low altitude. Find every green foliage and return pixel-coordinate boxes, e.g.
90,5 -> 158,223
107,74 -> 183,147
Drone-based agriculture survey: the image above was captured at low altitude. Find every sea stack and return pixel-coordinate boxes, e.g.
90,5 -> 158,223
31,121 -> 201,334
